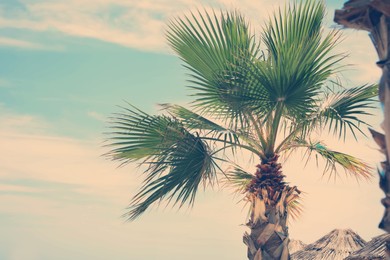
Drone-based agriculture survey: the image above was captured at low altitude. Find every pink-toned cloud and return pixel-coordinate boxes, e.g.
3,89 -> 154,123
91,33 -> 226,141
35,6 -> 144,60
0,0 -> 283,52
0,111 -> 137,205
0,0 -> 381,86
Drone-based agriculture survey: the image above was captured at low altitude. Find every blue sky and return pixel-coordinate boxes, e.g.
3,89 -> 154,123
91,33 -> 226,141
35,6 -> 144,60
0,0 -> 386,259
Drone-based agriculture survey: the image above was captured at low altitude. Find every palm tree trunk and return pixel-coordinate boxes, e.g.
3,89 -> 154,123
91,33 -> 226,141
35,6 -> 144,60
243,155 -> 299,260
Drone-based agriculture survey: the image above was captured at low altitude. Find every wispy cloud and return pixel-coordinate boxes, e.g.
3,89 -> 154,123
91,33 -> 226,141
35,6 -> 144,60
0,109 -> 136,203
0,107 -> 50,135
0,0 -> 379,87
0,36 -> 63,50
87,111 -> 106,122
0,0 -> 285,52
0,0 -> 175,51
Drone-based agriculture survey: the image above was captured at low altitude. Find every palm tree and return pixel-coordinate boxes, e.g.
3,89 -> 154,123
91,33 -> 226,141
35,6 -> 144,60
106,1 -> 377,259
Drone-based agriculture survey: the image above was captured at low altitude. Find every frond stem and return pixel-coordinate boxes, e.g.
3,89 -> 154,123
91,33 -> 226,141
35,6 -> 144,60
200,137 -> 262,157
265,102 -> 284,157
247,113 -> 267,150
275,118 -> 313,153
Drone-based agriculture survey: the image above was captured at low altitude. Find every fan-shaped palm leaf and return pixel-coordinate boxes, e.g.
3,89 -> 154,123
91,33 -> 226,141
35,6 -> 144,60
106,106 -> 219,220
275,84 -> 378,153
126,132 -> 217,220
286,138 -> 372,180
319,84 -> 378,139
260,0 -> 343,119
106,105 -> 182,163
161,103 -> 263,153
224,166 -> 254,193
166,10 -> 269,127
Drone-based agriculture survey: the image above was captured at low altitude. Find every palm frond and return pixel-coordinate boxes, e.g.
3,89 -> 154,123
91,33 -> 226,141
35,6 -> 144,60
287,192 -> 304,221
161,103 -> 264,155
288,139 -> 372,180
166,10 -> 270,126
276,84 -> 378,153
319,84 -> 378,139
161,103 -> 231,132
126,132 -> 218,220
260,0 -> 344,118
224,166 -> 254,194
106,105 -> 219,220
106,105 -> 181,163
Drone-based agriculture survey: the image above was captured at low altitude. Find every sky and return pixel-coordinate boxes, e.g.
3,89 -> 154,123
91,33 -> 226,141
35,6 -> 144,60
0,0 -> 386,259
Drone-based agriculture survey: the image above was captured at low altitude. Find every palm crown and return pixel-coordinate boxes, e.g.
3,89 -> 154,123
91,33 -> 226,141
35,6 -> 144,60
106,0 -> 376,221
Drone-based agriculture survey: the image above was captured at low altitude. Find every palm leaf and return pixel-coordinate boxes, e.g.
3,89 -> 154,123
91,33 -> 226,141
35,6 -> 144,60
106,105 -> 182,163
161,103 -> 263,155
275,84 -> 378,153
287,138 -> 372,180
319,84 -> 378,139
161,103 -> 230,132
106,105 -> 219,220
126,132 -> 217,220
166,10 -> 270,127
224,166 -> 254,194
260,0 -> 344,118
288,197 -> 304,221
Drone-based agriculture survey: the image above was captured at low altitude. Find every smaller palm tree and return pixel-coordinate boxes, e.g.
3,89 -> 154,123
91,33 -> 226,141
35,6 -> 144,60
106,1 -> 377,259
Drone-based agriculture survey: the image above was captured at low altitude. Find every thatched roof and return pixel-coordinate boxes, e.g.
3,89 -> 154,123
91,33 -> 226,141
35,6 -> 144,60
334,0 -> 390,31
288,239 -> 306,254
345,233 -> 390,260
291,229 -> 366,260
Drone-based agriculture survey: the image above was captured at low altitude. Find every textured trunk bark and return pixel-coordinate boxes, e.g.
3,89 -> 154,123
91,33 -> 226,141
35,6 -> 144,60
243,156 -> 299,260
243,189 -> 292,259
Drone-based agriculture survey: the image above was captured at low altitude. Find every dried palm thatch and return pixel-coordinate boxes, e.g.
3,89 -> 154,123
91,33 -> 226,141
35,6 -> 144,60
335,1 -> 390,31
291,229 -> 366,260
288,239 -> 307,254
346,233 -> 390,260
335,1 -> 390,257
